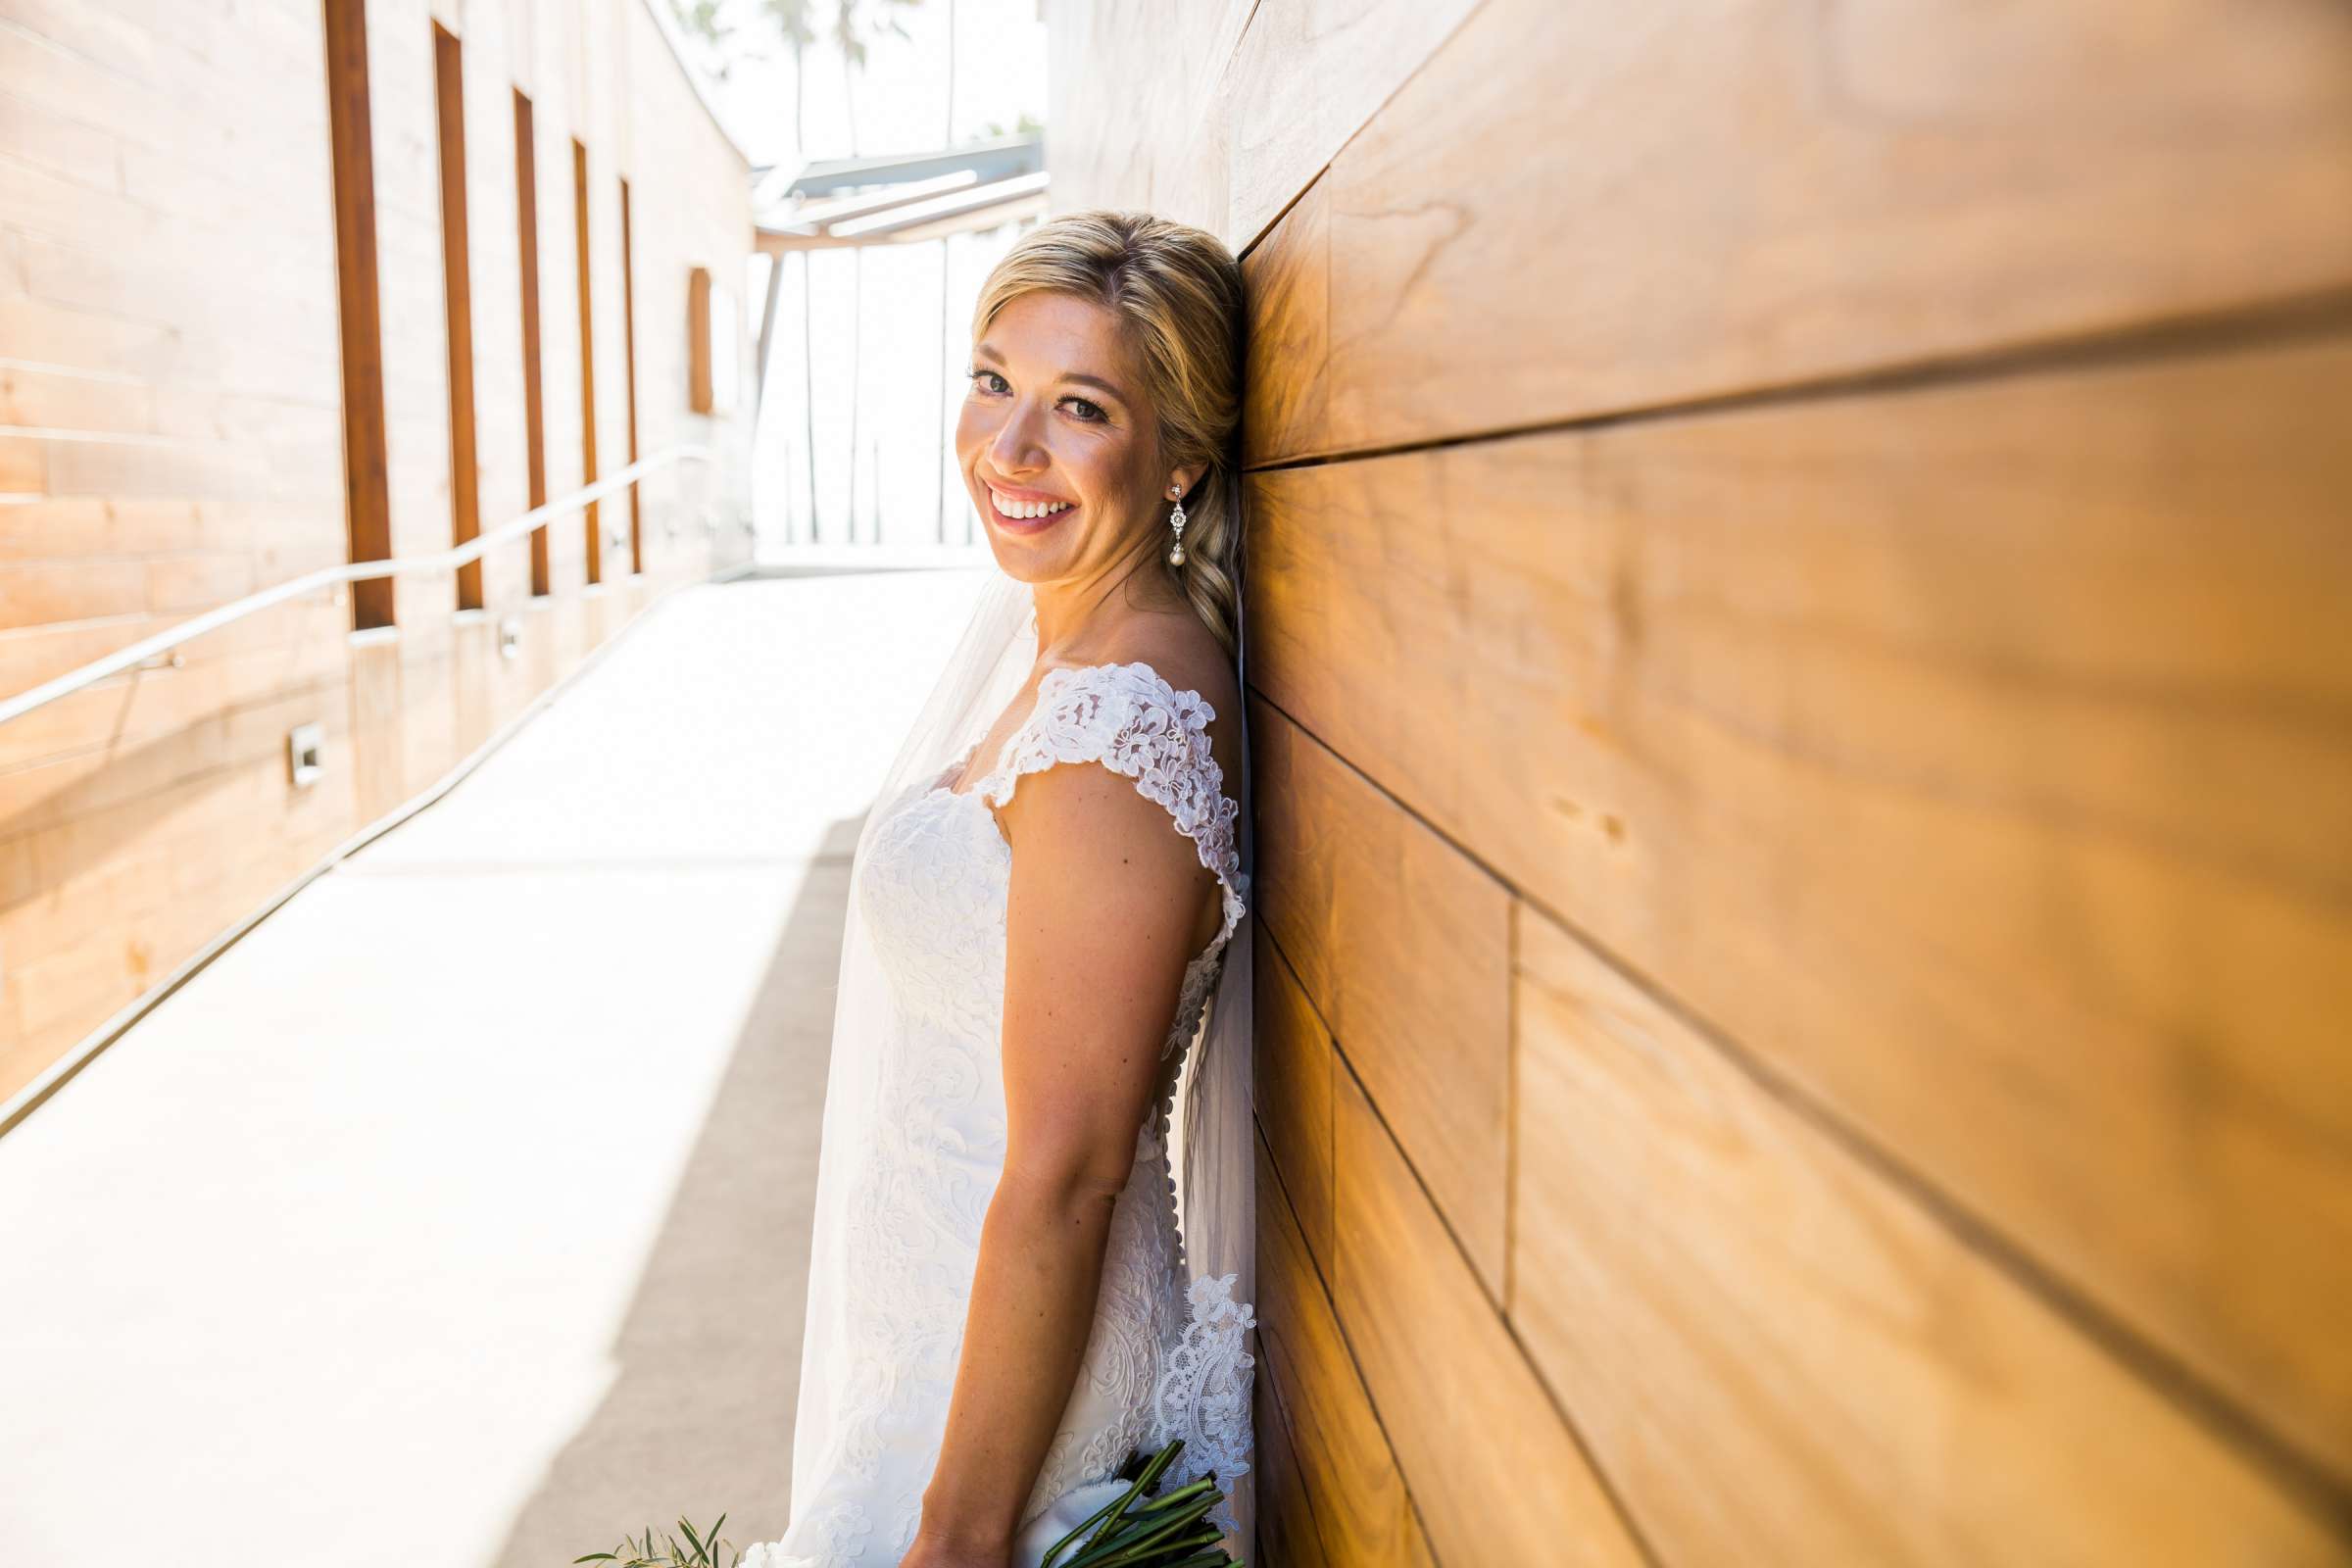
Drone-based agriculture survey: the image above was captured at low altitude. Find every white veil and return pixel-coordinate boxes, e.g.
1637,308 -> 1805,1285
789,561 -> 1258,1556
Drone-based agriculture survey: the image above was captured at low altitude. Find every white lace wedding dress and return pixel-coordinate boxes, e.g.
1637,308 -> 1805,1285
753,661 -> 1256,1566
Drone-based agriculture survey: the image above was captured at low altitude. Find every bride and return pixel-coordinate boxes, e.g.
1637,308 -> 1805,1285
746,211 -> 1259,1568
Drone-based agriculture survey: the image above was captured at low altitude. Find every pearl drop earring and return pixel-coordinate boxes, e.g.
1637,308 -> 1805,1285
1165,484 -> 1188,567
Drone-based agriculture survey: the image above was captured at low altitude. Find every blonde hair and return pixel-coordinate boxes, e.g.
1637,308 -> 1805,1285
972,210 -> 1249,662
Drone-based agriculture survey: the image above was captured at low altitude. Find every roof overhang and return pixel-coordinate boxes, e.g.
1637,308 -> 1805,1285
753,132 -> 1047,251
757,172 -> 1048,251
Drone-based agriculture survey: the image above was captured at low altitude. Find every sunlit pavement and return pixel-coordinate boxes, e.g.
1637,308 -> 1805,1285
0,566 -> 998,1568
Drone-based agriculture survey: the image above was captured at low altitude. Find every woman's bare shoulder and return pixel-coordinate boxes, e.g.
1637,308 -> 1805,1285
1081,613 -> 1244,827
1097,612 -> 1240,725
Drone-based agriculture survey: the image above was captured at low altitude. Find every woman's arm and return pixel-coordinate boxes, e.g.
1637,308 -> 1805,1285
906,759 -> 1217,1565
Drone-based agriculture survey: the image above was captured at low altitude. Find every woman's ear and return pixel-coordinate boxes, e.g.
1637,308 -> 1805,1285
1168,465 -> 1206,501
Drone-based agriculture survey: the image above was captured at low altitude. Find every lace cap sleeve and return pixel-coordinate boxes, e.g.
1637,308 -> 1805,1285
977,662 -> 1250,947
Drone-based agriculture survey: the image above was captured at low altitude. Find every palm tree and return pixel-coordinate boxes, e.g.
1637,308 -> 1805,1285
665,1 -> 826,541
670,0 -> 920,545
830,0 -> 918,542
751,0 -> 826,543
935,0 -> 956,544
828,0 -> 922,162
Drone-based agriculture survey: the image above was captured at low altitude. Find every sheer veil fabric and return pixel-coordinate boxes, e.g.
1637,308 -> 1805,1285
790,563 -> 1258,1557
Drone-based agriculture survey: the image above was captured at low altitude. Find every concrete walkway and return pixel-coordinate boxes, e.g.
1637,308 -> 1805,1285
0,568 -> 997,1567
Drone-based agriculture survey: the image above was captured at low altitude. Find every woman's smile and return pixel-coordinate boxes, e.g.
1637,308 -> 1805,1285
983,484 -> 1081,535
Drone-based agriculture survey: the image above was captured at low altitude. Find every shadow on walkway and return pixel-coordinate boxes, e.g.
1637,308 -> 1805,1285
0,568 -> 998,1568
488,808 -> 861,1566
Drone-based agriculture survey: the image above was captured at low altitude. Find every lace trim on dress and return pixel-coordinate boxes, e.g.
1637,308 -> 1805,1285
1147,1271 -> 1256,1538
970,661 -> 1250,980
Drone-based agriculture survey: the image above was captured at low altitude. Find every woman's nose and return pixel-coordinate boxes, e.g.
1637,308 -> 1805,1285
988,400 -> 1048,472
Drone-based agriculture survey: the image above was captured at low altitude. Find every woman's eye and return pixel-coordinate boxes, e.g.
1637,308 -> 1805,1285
964,369 -> 1106,424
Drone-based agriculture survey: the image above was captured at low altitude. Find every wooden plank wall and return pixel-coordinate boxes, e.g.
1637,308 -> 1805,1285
0,0 -> 754,1107
1050,1 -> 2352,1561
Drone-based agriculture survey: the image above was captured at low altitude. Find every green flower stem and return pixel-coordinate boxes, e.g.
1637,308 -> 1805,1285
1129,1479 -> 1217,1515
1045,1440 -> 1187,1568
1082,1503 -> 1223,1566
1084,1527 -> 1224,1568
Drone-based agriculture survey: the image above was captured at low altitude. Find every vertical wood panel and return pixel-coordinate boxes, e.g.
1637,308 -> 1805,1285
569,135 -> 600,583
1237,177 -> 1327,468
1254,1126 -> 1435,1568
432,21 -> 482,613
1516,904 -> 2347,1564
618,173 -> 642,574
1250,694 -> 1512,1298
1252,921 -> 1333,1267
320,0 -> 392,629
512,86 -> 550,598
1333,1060 -> 1647,1568
687,265 -> 713,415
1250,1352 -> 1333,1568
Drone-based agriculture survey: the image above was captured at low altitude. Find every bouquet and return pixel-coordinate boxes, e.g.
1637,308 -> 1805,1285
1019,1437 -> 1246,1568
571,1437 -> 1243,1568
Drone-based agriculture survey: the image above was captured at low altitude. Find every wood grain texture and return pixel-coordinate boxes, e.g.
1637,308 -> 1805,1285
618,175 -> 642,574
0,674 -> 350,951
1513,904 -> 2350,1565
1332,1059 -> 1646,1568
1044,0 -> 1484,254
1250,692 -> 1512,1299
320,0 -> 392,629
686,265 -> 714,416
1244,335 -> 2352,1483
0,366 -> 155,435
0,437 -> 46,495
0,0 -> 751,1107
1239,0 -> 2352,465
1042,0 -> 1258,237
0,733 -> 352,1093
1252,920 -> 1333,1267
1218,0 -> 1484,251
432,21 -> 483,613
1238,177 -> 1327,468
569,136 -> 600,582
1254,1124 -> 1436,1568
513,86 -> 551,595
1250,1348 -> 1333,1568
0,624 -> 340,774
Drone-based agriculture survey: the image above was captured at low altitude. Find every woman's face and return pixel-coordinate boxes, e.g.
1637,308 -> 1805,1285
956,291 -> 1184,585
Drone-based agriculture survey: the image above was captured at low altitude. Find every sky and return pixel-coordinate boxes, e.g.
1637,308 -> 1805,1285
658,0 -> 1053,554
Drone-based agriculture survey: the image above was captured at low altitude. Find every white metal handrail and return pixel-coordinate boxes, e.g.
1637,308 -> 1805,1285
0,444 -> 719,730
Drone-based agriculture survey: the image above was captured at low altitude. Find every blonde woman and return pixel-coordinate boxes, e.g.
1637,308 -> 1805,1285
747,211 -> 1258,1568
